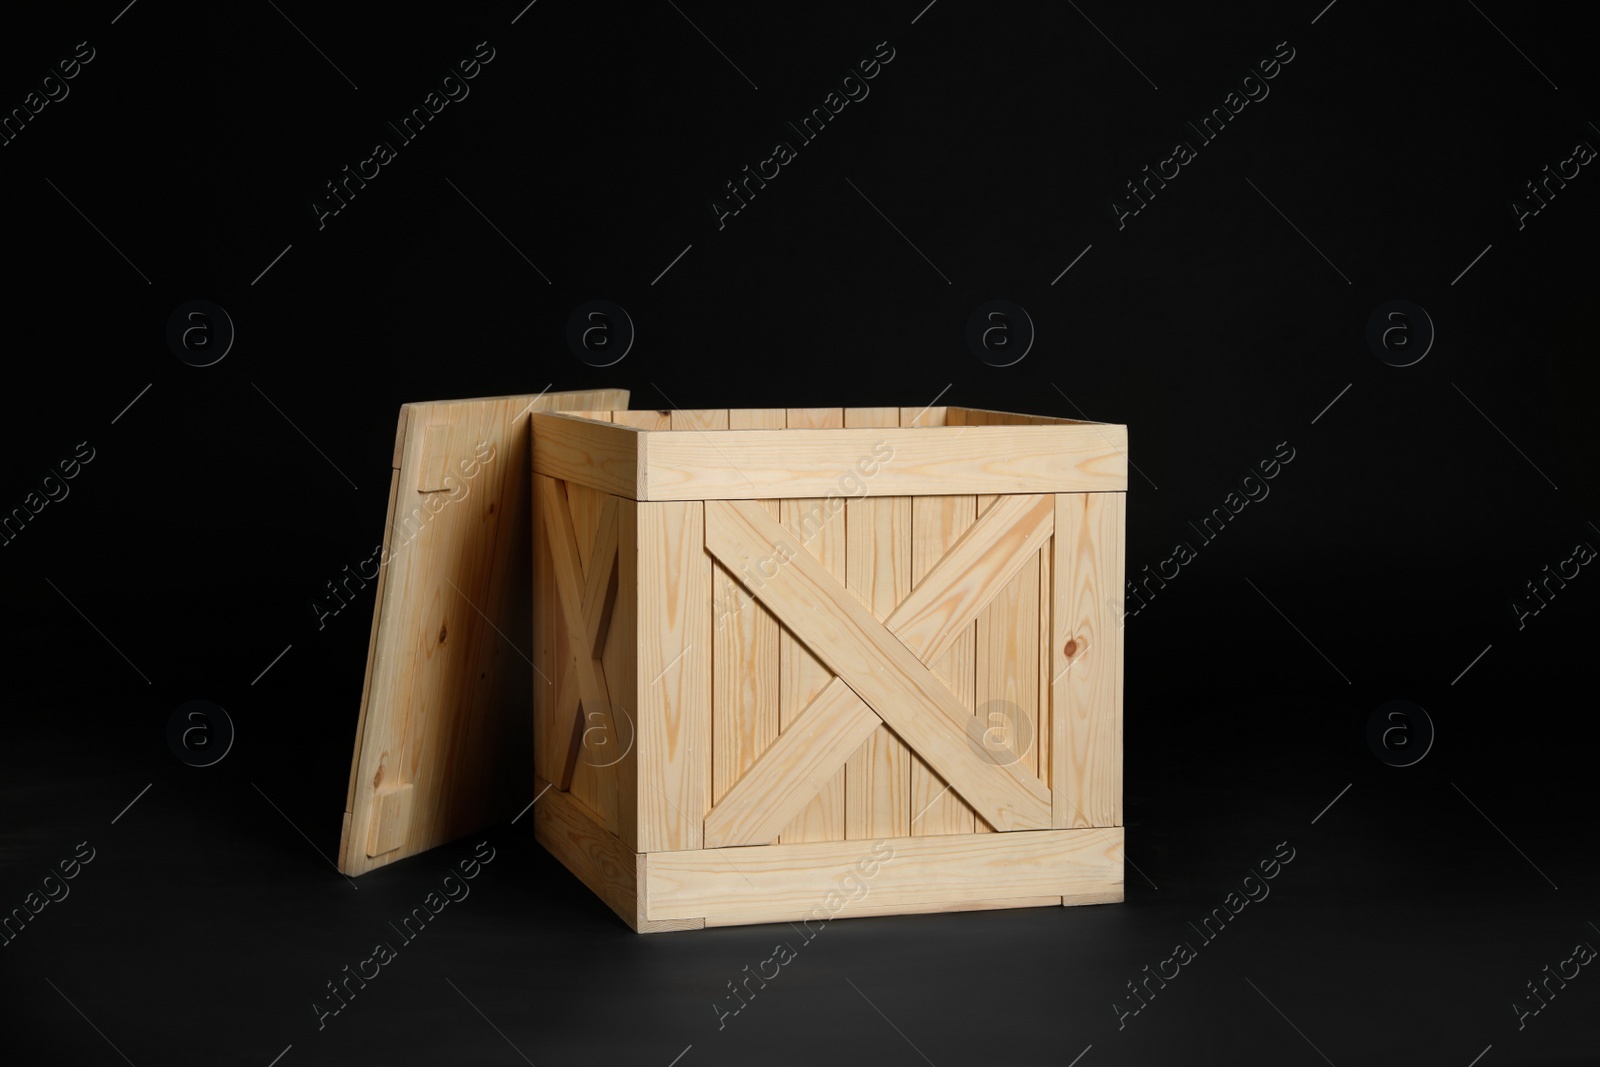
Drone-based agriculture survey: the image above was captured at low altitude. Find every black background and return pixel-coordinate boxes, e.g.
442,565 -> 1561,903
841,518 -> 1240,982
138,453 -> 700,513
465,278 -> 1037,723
3,1 -> 1597,1064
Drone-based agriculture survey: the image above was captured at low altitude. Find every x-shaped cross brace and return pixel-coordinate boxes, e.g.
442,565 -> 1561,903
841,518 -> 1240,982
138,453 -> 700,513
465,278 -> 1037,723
702,494 -> 1056,846
539,478 -> 621,791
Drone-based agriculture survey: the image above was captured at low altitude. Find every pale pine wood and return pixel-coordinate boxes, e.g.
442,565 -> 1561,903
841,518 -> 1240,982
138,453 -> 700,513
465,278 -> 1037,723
910,496 -> 978,836
537,476 -> 620,826
886,494 -> 1054,660
345,466 -> 402,821
947,406 -> 1098,426
643,826 -> 1125,922
566,476 -> 604,576
701,894 -> 1064,926
785,407 -> 844,428
711,561 -> 780,805
703,682 -> 880,848
529,412 -> 642,498
1038,541 -> 1052,791
612,410 -> 672,430
969,489 -> 996,833
843,408 -> 911,840
713,410 -> 783,809
701,494 -> 1055,846
642,424 -> 1127,499
532,775 -> 704,932
899,406 -> 948,427
532,462 -> 564,791
415,421 -> 466,491
526,400 -> 1127,932
779,406 -> 847,842
1062,887 -> 1124,906
728,409 -> 787,431
635,501 -> 710,852
1052,492 -> 1125,829
365,784 -> 413,858
340,388 -> 627,877
703,499 -> 1052,832
568,484 -> 624,833
976,553 -> 1042,778
578,492 -> 621,659
727,409 -> 790,427
610,497 -> 640,850
668,408 -> 730,431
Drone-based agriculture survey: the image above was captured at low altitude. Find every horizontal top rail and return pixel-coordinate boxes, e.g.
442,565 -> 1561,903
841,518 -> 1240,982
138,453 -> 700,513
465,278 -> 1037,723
532,407 -> 1129,500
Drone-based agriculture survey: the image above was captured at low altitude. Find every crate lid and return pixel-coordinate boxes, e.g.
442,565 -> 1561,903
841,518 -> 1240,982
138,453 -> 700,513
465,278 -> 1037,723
339,388 -> 628,876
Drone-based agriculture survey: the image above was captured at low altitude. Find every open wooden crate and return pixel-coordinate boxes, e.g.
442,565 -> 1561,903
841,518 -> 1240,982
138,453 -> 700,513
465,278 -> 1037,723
531,405 -> 1128,930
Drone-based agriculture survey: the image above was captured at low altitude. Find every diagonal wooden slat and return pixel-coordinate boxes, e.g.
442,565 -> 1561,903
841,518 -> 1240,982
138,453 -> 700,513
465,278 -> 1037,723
702,496 -> 1055,844
539,477 -> 620,791
580,496 -> 620,657
553,657 -> 582,790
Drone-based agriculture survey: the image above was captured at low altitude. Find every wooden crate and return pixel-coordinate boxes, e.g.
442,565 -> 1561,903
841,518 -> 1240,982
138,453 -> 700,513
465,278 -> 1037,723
531,404 -> 1128,931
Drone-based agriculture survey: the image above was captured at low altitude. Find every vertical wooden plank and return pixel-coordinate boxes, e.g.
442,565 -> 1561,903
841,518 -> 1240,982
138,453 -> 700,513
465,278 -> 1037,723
1052,493 -> 1125,828
727,409 -> 787,430
533,471 -> 561,788
910,495 -> 978,836
845,406 -> 900,429
784,407 -> 844,429
1038,537 -> 1052,790
608,497 -> 639,850
843,407 -> 911,840
976,552 -> 1041,781
669,409 -> 730,431
637,501 -> 710,852
727,409 -> 787,431
900,406 -> 947,427
779,406 -> 846,842
713,406 -> 785,810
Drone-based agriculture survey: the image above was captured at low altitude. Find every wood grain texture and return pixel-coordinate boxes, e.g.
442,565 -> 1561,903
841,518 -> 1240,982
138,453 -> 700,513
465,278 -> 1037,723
668,408 -> 730,431
609,497 -> 640,850
538,476 -> 619,827
644,826 -> 1125,922
947,406 -> 1101,427
699,894 -> 1064,926
635,501 -> 710,852
340,387 -> 627,877
642,424 -> 1128,499
976,552 -> 1041,778
843,407 -> 911,841
612,410 -> 672,430
910,495 -> 978,836
701,494 -> 1055,845
779,406 -> 847,842
1038,540 -> 1052,794
785,407 -> 845,429
703,682 -> 879,848
727,409 -> 789,430
345,466 -> 402,819
703,499 -> 1051,832
713,408 -> 784,811
1052,492 -> 1125,829
712,557 -> 779,806
899,406 -> 948,428
530,412 -> 642,498
532,775 -> 704,932
365,784 -> 413,858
